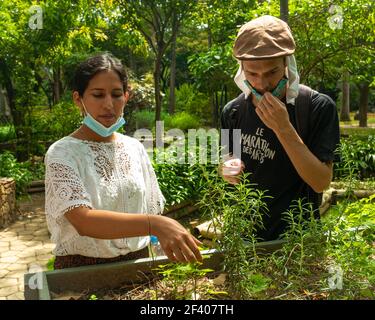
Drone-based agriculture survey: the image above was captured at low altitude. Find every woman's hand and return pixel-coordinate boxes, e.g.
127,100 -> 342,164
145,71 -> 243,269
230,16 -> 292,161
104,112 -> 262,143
149,215 -> 203,263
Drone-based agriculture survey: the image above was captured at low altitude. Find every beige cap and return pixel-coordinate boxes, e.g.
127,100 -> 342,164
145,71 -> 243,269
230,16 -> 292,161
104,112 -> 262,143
233,15 -> 295,60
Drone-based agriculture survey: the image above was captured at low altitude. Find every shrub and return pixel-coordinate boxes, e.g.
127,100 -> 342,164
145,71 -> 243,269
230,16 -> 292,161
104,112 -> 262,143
152,140 -> 217,207
163,83 -> 211,121
133,110 -> 203,132
0,125 -> 16,143
125,74 -> 155,133
28,103 -> 81,143
0,151 -> 33,195
134,110 -> 155,130
48,102 -> 82,139
334,135 -> 375,180
168,112 -> 202,131
153,162 -> 204,207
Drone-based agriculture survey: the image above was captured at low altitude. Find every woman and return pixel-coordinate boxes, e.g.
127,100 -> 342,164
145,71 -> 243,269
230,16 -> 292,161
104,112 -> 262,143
45,53 -> 202,269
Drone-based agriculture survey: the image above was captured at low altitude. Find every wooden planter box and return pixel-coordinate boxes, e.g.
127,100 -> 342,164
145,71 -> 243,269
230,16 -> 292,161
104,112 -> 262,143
24,240 -> 285,300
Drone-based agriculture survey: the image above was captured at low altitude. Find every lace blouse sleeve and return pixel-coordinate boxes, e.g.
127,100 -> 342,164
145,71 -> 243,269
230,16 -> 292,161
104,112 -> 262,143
45,147 -> 93,224
139,143 -> 165,215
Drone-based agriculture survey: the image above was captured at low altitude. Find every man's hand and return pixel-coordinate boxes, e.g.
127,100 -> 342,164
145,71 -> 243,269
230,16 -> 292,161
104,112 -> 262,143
219,158 -> 245,185
255,92 -> 292,134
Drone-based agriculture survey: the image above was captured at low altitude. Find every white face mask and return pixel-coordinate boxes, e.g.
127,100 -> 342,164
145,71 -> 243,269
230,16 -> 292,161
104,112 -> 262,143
80,99 -> 126,137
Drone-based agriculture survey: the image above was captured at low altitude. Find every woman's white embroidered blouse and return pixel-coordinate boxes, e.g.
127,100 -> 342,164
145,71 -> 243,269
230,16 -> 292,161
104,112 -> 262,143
44,133 -> 165,258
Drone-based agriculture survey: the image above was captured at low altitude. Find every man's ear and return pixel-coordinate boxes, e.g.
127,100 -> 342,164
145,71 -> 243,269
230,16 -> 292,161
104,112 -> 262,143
283,57 -> 288,77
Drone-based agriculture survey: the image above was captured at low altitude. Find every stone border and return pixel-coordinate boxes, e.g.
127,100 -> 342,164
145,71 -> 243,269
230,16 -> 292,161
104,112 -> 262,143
0,178 -> 16,229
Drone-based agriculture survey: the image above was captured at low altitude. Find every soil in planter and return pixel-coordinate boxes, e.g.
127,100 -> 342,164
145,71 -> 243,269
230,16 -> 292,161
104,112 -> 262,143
50,271 -> 232,300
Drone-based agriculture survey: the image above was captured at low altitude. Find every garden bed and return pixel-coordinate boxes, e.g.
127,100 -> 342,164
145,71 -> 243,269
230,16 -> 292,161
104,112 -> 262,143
24,240 -> 285,300
23,195 -> 375,300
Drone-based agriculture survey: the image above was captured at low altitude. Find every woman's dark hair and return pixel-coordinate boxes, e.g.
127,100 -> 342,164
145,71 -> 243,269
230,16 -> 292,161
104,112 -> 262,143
72,53 -> 128,96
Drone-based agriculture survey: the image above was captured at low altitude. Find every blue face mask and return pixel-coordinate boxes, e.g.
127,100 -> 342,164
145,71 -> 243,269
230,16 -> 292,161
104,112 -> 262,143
244,77 -> 288,102
81,100 -> 126,137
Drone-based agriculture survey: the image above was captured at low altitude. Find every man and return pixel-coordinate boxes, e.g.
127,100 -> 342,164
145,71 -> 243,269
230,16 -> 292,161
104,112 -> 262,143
220,15 -> 340,241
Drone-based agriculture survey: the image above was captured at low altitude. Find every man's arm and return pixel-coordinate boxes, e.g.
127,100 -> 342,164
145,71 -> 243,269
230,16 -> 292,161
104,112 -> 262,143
274,125 -> 333,192
255,92 -> 333,193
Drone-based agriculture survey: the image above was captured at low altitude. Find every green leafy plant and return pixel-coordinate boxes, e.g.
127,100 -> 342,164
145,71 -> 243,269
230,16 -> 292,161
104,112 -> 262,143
89,294 -> 98,300
46,257 -> 55,271
154,260 -> 214,300
0,151 -> 33,195
167,112 -> 203,131
321,196 -> 375,299
0,124 -> 16,142
152,139 -> 217,207
280,200 -> 325,275
334,135 -> 375,180
162,83 -> 211,121
134,110 -> 156,130
198,168 -> 271,299
196,155 -> 374,299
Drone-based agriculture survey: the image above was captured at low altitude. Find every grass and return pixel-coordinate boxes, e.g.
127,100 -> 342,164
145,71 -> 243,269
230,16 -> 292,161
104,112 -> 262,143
331,179 -> 375,191
340,127 -> 375,136
340,112 -> 375,122
339,112 -> 375,136
340,112 -> 375,126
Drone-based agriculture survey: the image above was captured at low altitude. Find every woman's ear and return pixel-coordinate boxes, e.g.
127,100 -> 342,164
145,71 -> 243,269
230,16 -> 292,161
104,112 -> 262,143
124,91 -> 130,104
72,91 -> 84,115
72,91 -> 80,105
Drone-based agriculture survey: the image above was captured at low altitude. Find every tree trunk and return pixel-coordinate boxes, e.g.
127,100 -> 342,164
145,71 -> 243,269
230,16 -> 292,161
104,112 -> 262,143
168,17 -> 178,115
207,20 -> 215,126
207,21 -> 212,48
219,84 -> 228,126
211,91 -> 218,128
358,82 -> 369,128
52,65 -> 62,105
0,59 -> 19,127
210,92 -> 216,128
128,51 -> 136,74
35,72 -> 52,109
160,58 -> 169,93
340,70 -> 351,121
280,0 -> 289,24
154,53 -> 163,122
0,59 -> 31,160
0,85 -> 11,122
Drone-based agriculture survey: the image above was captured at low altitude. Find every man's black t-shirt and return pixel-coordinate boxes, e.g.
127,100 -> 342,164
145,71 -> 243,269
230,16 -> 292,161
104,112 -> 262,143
221,90 -> 340,241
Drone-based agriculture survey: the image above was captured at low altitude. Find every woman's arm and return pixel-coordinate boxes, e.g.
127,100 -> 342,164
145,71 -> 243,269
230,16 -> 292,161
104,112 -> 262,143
65,207 -> 202,263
